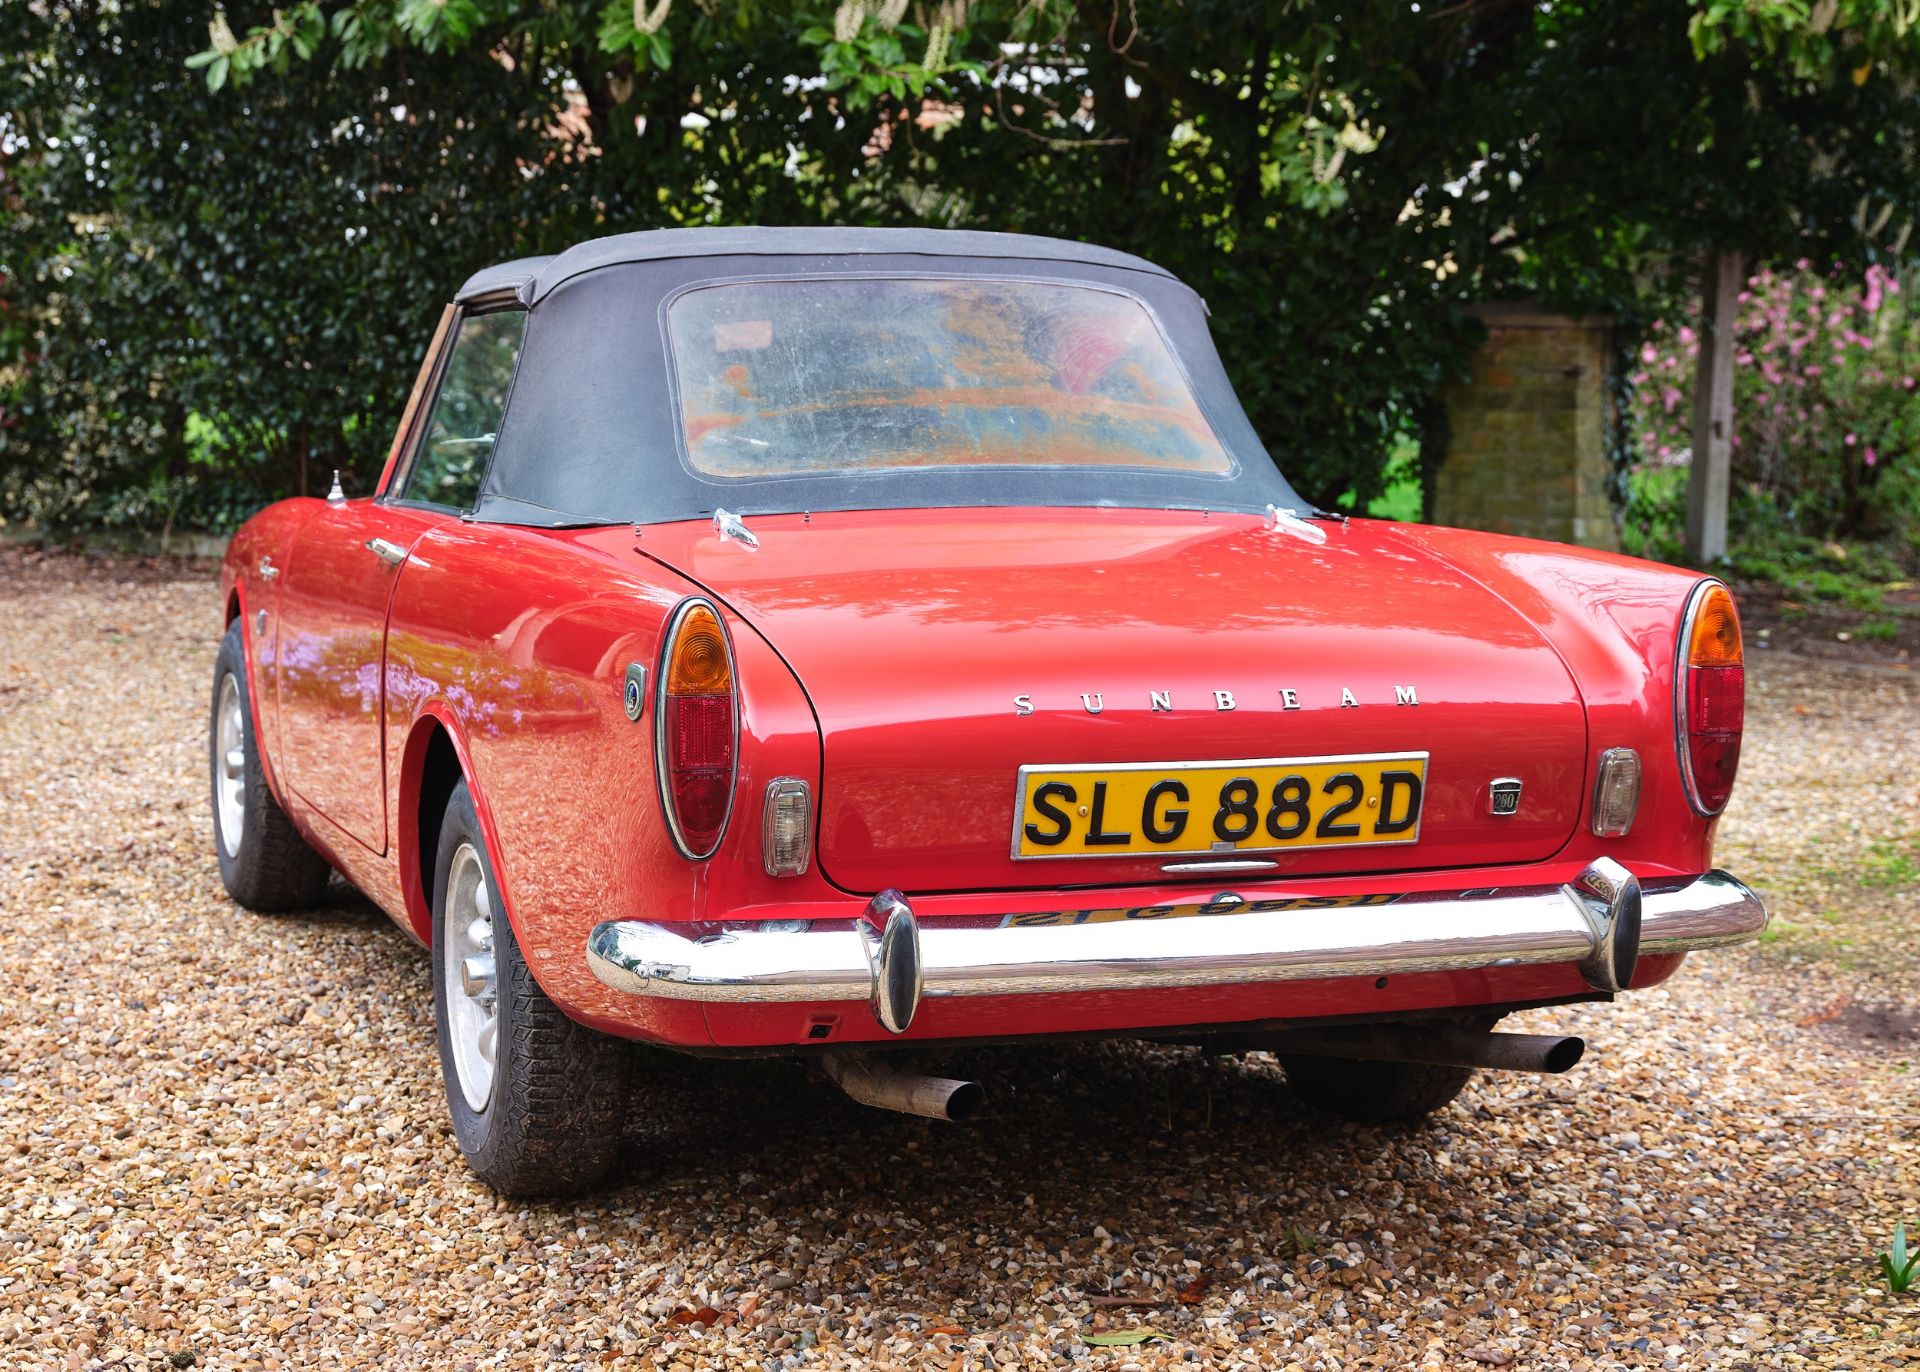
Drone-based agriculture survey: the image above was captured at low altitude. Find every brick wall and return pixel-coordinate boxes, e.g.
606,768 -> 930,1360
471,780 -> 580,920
1431,304 -> 1618,551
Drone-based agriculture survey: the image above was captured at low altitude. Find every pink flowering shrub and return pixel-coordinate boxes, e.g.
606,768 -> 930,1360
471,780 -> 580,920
1630,262 -> 1920,539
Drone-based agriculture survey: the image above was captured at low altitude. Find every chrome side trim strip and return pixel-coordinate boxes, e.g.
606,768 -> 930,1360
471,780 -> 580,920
584,867 -> 1766,1017
1160,859 -> 1280,875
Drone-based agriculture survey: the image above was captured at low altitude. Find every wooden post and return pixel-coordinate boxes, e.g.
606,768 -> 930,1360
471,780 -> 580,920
1684,248 -> 1743,565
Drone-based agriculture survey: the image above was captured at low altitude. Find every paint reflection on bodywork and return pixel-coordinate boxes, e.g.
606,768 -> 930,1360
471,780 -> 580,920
599,511 -> 1599,893
230,499 -> 1720,1049
380,523 -> 828,1028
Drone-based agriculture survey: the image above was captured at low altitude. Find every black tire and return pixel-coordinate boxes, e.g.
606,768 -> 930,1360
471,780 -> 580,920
1279,1054 -> 1475,1124
431,780 -> 631,1195
211,621 -> 332,911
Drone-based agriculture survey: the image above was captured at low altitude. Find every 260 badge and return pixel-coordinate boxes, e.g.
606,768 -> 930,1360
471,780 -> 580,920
1011,753 -> 1428,859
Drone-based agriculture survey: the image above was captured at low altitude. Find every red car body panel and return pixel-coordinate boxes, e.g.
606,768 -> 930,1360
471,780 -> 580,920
222,493 -> 1720,1051
273,499 -> 448,853
625,508 -> 1599,893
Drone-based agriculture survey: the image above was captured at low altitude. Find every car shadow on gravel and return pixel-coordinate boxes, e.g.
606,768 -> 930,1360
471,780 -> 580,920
239,866 -> 1856,1350
241,872 -> 1383,1213
1816,1001 -> 1920,1057
276,876 -> 424,943
606,1035 -> 1421,1222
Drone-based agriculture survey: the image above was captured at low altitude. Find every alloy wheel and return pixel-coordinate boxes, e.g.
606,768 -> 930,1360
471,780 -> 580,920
214,673 -> 247,859
443,842 -> 499,1113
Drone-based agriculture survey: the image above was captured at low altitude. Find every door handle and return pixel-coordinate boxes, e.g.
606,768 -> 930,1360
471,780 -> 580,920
364,538 -> 408,567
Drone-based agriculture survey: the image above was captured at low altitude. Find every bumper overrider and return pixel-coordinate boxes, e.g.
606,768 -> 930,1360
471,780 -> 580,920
585,859 -> 1766,1036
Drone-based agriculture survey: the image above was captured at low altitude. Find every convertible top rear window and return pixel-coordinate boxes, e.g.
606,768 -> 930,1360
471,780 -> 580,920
470,248 -> 1305,526
666,278 -> 1234,480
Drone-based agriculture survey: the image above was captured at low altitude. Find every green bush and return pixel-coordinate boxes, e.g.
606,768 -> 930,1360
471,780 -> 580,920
1625,464 -> 1916,613
9,1 -> 1920,537
1628,263 -> 1920,544
0,0 -> 594,534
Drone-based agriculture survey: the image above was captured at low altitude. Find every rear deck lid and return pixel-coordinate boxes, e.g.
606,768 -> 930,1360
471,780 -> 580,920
633,508 -> 1590,895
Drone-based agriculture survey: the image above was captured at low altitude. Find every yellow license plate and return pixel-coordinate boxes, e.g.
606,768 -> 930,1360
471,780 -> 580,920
1011,753 -> 1428,860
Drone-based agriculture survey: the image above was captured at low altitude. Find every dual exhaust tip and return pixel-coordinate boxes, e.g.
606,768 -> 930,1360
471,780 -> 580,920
820,1027 -> 1585,1123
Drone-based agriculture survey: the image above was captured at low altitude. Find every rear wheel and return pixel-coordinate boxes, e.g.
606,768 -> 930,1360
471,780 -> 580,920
1279,1053 -> 1474,1124
210,621 -> 332,910
431,780 -> 631,1194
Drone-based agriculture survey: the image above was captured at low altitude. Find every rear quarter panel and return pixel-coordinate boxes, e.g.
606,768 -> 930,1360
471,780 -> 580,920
1376,522 -> 1716,875
382,524 -> 833,1042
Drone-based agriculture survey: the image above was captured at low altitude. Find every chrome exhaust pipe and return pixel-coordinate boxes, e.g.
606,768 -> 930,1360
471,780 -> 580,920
821,1051 -> 984,1122
1267,1026 -> 1586,1074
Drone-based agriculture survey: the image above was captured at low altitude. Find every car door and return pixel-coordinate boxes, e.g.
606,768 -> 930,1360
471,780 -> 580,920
273,306 -> 528,854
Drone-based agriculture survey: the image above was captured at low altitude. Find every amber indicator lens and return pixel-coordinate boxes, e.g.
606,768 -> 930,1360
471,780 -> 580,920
666,605 -> 733,695
1687,584 -> 1742,667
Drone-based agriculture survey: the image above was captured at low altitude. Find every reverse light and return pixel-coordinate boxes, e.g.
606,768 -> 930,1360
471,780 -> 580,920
1674,581 -> 1745,815
657,599 -> 737,858
762,778 -> 813,877
1590,747 -> 1642,837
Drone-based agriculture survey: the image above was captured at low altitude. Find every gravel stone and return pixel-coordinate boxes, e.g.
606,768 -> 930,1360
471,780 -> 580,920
0,548 -> 1915,1369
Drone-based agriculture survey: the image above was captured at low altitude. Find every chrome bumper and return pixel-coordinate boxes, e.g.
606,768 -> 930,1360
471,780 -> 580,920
585,862 -> 1765,1035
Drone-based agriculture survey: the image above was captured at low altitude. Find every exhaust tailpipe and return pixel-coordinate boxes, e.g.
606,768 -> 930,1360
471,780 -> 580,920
821,1052 -> 984,1122
1266,1026 -> 1585,1074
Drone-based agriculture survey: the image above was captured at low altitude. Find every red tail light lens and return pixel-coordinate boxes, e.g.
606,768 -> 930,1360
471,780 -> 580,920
657,600 -> 736,857
1675,581 -> 1744,815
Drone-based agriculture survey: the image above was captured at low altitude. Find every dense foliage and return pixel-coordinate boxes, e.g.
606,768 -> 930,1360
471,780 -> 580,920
0,2 -> 598,531
4,1 -> 1920,536
1630,263 -> 1919,541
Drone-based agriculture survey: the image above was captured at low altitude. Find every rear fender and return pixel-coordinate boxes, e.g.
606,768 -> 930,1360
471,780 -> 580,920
396,704 -> 502,948
382,523 -> 829,1043
1375,523 -> 1712,870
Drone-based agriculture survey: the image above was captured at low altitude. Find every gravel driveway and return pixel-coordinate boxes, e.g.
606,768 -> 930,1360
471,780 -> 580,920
1,549 -> 1915,1370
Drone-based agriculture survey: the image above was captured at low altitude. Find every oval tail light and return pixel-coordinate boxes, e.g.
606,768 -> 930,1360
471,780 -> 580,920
657,599 -> 737,858
1674,580 -> 1744,815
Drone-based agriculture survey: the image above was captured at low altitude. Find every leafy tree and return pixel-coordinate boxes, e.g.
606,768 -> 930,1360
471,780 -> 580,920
202,0 -> 1920,531
1431,0 -> 1920,554
5,1 -> 1919,539
0,0 -> 592,531
1555,0 -> 1920,557
19,1 -> 1559,519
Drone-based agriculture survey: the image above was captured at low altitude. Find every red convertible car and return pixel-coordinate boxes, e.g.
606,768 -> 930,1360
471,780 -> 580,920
213,227 -> 1764,1193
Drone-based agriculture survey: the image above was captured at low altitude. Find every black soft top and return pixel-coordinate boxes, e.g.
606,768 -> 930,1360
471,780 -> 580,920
455,255 -> 554,307
457,227 -> 1306,527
